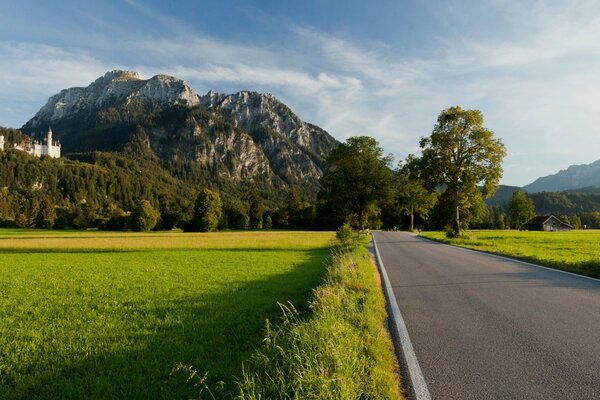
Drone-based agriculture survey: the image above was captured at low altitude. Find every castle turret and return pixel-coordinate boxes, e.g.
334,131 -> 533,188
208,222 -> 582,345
46,126 -> 53,145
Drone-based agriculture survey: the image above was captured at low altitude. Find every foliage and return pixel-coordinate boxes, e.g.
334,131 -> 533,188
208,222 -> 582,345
248,182 -> 264,230
417,107 -> 506,236
421,230 -> 600,279
189,188 -> 222,232
0,230 -> 333,399
318,136 -> 393,230
396,157 -> 437,231
509,191 -> 535,230
335,223 -> 355,244
237,240 -> 402,399
129,199 -> 160,231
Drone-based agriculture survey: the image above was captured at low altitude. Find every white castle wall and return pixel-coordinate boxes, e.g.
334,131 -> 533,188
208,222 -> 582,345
0,129 -> 61,158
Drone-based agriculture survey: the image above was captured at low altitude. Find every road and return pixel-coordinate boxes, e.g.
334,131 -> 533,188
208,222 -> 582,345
373,231 -> 600,400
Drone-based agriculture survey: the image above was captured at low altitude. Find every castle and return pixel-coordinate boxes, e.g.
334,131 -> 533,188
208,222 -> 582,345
0,127 -> 61,158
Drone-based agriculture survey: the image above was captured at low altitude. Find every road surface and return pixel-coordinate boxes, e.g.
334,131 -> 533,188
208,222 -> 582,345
373,231 -> 600,400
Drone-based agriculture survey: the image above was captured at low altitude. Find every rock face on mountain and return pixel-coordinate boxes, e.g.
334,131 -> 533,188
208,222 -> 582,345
523,160 -> 600,192
23,70 -> 199,135
200,90 -> 337,183
21,70 -> 338,193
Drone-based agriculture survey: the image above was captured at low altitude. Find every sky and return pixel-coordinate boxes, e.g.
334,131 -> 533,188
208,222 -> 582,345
1,0 -> 600,186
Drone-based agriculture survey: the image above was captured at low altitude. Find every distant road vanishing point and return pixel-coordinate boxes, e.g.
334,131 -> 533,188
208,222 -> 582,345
373,231 -> 600,400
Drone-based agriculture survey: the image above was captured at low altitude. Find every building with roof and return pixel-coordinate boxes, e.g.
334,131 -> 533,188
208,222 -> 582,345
524,215 -> 573,231
0,127 -> 61,158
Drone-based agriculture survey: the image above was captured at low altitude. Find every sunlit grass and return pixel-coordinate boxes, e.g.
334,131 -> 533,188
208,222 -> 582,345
0,229 -> 331,251
0,229 -> 334,399
420,230 -> 600,279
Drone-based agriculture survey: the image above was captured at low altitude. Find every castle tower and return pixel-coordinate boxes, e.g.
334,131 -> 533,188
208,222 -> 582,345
46,126 -> 53,145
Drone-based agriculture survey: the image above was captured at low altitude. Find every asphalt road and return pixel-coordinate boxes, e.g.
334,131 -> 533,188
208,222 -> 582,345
373,231 -> 600,400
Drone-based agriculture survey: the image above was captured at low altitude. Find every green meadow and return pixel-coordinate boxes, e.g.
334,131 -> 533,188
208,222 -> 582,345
420,230 -> 600,279
0,230 -> 334,399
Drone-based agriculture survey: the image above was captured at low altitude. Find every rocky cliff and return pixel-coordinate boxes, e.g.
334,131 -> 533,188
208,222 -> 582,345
21,70 -> 339,195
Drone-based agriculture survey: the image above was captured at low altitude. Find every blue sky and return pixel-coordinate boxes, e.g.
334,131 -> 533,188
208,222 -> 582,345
2,0 -> 600,186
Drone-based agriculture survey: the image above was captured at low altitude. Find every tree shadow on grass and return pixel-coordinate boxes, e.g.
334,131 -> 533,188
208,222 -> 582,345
1,248 -> 330,400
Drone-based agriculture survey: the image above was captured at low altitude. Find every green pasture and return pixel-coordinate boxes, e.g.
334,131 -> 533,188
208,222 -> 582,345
0,230 -> 334,399
420,230 -> 600,279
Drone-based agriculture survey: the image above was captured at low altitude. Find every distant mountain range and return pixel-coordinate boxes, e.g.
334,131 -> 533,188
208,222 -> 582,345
522,160 -> 600,193
21,70 -> 338,197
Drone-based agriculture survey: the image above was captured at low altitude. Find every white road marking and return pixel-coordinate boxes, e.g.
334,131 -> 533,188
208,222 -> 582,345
372,233 -> 432,400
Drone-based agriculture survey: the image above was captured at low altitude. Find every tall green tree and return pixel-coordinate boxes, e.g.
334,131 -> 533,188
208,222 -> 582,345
190,188 -> 222,232
509,191 -> 535,230
248,182 -> 264,230
418,107 -> 506,236
396,161 -> 437,231
130,200 -> 160,232
318,136 -> 393,230
286,186 -> 302,228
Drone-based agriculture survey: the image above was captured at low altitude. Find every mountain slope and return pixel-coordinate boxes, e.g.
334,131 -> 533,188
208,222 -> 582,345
201,90 -> 337,183
523,160 -> 600,192
20,70 -> 338,196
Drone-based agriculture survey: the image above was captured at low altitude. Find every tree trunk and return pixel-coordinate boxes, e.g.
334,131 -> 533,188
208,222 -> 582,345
358,208 -> 365,231
453,204 -> 460,236
410,207 -> 414,232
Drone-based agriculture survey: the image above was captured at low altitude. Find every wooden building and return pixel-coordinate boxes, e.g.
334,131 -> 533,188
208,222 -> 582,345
524,215 -> 573,231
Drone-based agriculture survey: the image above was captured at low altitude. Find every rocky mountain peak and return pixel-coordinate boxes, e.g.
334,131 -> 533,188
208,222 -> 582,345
22,71 -> 200,133
98,70 -> 142,83
200,90 -> 336,155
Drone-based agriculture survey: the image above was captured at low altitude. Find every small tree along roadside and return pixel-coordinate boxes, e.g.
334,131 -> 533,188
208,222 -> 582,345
318,136 -> 393,230
509,191 -> 535,230
396,158 -> 437,231
417,107 -> 506,236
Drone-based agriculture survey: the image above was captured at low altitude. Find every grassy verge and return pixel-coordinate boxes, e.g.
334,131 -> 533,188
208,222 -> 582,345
236,236 -> 403,399
420,230 -> 600,279
0,230 -> 333,399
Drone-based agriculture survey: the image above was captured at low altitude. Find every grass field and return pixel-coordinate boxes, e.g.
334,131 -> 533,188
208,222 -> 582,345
0,230 -> 334,399
420,230 -> 600,279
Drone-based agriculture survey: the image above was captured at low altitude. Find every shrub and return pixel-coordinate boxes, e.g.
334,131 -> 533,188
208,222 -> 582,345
336,223 -> 355,244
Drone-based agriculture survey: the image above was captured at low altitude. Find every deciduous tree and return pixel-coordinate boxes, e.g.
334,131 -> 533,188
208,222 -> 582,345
318,136 -> 393,230
190,188 -> 222,232
396,160 -> 437,231
509,191 -> 535,230
130,200 -> 160,232
418,107 -> 506,236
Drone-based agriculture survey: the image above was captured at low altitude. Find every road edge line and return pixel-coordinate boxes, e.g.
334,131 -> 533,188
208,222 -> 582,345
371,233 -> 431,400
416,235 -> 600,283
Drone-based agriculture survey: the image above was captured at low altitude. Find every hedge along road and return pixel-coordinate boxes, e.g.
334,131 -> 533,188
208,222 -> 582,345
373,231 -> 600,400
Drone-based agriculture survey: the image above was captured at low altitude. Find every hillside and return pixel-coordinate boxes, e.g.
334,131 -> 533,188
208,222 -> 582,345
523,160 -> 600,192
20,70 -> 338,196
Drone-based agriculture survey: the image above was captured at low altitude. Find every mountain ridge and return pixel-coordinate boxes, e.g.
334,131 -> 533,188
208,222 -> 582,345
19,70 -> 338,198
523,159 -> 600,193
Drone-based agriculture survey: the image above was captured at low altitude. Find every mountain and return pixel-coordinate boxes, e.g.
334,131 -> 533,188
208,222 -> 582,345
523,160 -> 600,192
484,185 -> 522,206
20,70 -> 338,197
200,90 -> 337,183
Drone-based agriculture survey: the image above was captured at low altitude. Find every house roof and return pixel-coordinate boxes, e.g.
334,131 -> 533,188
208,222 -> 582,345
525,215 -> 573,228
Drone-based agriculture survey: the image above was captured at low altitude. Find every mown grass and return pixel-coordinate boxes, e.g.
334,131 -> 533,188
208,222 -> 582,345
0,230 -> 333,399
420,230 -> 600,279
237,237 -> 403,399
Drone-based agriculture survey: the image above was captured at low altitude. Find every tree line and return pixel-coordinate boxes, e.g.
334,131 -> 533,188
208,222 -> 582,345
4,106 -> 600,233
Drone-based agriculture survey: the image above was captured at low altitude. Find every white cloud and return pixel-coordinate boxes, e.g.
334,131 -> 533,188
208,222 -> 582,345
3,1 -> 600,186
